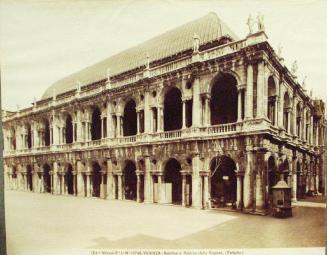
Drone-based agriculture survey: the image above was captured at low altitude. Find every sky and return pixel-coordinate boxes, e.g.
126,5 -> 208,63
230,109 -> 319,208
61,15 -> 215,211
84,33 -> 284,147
0,0 -> 326,111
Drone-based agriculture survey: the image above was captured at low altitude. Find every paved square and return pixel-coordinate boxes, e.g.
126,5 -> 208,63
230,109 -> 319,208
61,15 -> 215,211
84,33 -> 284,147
5,191 -> 325,255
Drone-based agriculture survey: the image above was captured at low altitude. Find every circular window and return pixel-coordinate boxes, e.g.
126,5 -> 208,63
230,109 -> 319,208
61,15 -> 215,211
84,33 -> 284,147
140,94 -> 144,101
152,91 -> 157,97
113,101 -> 117,106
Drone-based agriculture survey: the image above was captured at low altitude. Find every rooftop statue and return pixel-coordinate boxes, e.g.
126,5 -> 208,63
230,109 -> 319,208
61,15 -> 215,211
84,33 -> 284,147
76,81 -> 81,92
193,33 -> 200,52
291,60 -> 298,75
302,76 -> 307,89
277,43 -> 283,58
146,54 -> 150,69
257,12 -> 265,31
246,14 -> 254,34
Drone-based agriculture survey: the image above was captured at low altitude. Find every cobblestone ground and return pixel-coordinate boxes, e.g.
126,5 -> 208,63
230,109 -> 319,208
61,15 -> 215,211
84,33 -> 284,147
4,191 -> 325,255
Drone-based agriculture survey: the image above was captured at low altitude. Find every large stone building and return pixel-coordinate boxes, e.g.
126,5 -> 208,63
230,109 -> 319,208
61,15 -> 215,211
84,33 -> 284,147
2,13 -> 326,214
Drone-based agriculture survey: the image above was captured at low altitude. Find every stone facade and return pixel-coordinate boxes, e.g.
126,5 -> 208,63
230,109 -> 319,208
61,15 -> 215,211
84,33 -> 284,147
2,13 -> 326,215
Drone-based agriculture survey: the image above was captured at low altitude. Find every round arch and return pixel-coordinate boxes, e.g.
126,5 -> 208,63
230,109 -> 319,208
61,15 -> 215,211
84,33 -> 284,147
210,73 -> 238,125
91,107 -> 102,140
123,160 -> 137,200
43,163 -> 51,193
267,156 -> 278,194
123,99 -> 137,136
26,165 -> 33,191
65,163 -> 74,195
92,162 -> 101,197
209,155 -> 237,208
65,114 -> 73,144
164,158 -> 182,204
164,87 -> 183,131
267,76 -> 277,124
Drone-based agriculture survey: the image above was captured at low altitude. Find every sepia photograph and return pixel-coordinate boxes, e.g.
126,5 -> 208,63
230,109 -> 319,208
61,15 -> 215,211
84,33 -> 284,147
0,1 -> 326,255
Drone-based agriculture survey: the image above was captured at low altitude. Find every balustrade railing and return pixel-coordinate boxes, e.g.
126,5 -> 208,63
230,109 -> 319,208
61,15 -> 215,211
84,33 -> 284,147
207,123 -> 237,134
4,122 -> 243,156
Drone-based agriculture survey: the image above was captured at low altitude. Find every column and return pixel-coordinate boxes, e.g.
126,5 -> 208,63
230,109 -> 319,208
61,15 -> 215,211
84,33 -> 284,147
50,172 -> 54,194
243,151 -> 253,209
40,174 -> 44,193
76,161 -> 84,197
255,172 -> 264,211
85,173 -> 91,197
182,100 -> 186,129
136,173 -> 141,203
192,154 -> 202,208
287,109 -> 291,133
52,162 -> 58,194
144,91 -> 151,133
245,64 -> 253,119
292,98 -> 297,135
236,172 -> 244,210
192,77 -> 201,127
182,174 -> 187,207
144,157 -> 153,203
100,172 -> 105,198
203,174 -> 209,209
101,117 -> 104,139
205,95 -> 211,126
106,172 -> 114,199
310,116 -> 314,145
116,115 -> 121,137
158,174 -> 165,204
237,89 -> 242,122
60,173 -> 65,195
106,160 -> 114,199
117,174 -> 123,200
257,61 -> 265,118
157,106 -> 163,132
136,111 -> 140,134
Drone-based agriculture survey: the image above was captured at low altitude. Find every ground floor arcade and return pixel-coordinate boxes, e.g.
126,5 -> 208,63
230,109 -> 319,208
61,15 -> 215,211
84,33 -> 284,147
4,138 -> 324,215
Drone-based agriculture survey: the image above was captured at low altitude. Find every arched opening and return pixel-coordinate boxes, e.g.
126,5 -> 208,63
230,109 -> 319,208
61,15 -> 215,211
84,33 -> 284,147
43,164 -> 51,193
26,165 -> 33,191
267,76 -> 276,125
26,124 -> 32,149
92,162 -> 101,197
283,93 -> 291,132
280,159 -> 290,184
123,160 -> 137,200
65,114 -> 73,144
91,107 -> 102,140
267,156 -> 278,195
296,103 -> 302,137
210,156 -> 237,208
65,164 -> 74,195
164,158 -> 182,204
210,73 -> 238,125
164,88 -> 182,131
42,119 -> 51,146
123,99 -> 137,136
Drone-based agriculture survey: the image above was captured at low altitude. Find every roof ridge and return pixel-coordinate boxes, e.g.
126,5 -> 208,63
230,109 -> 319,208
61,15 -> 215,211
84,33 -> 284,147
42,12 -> 238,99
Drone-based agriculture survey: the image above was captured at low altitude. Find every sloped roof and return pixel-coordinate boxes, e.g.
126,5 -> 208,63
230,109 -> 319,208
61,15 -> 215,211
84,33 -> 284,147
42,12 -> 238,99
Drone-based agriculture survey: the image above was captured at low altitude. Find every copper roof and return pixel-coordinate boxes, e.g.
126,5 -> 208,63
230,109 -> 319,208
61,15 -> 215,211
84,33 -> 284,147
42,12 -> 238,99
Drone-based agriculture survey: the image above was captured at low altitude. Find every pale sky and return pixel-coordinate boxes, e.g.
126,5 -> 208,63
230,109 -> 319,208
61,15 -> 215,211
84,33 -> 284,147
1,0 -> 326,111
